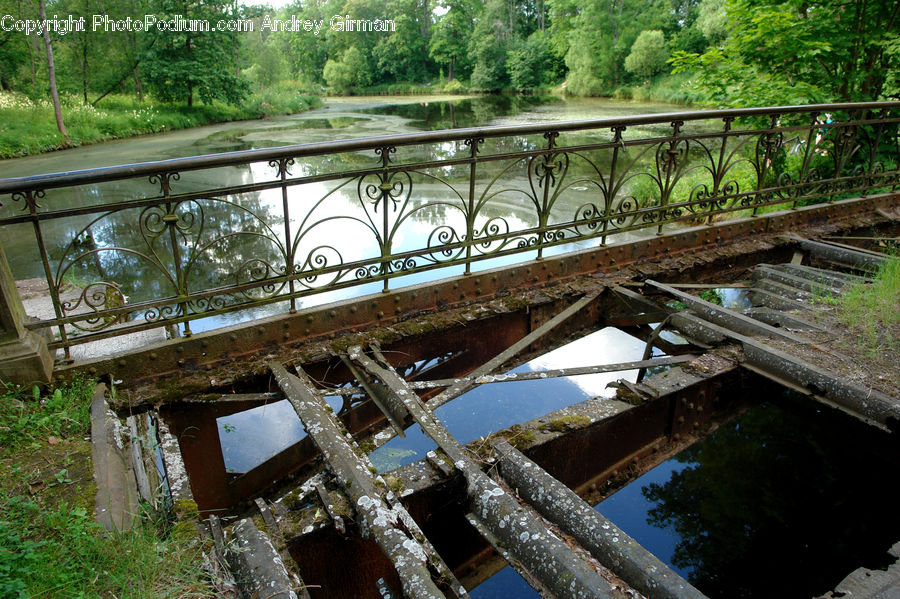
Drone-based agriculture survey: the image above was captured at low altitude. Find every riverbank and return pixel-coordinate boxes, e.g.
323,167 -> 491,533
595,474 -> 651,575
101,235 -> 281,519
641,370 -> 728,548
0,90 -> 322,159
351,73 -> 700,106
0,84 -> 696,163
0,377 -> 217,596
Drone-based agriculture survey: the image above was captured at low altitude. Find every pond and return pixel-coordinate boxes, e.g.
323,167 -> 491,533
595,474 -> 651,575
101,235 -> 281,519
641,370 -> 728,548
0,94 -> 690,337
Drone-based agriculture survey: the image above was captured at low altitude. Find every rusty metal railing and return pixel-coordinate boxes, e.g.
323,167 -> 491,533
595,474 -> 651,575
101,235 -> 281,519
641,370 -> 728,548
1,102 -> 897,361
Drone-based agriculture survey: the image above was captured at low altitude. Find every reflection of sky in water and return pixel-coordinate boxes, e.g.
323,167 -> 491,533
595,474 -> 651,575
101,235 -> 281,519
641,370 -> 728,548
215,326 -> 660,474
217,395 -> 342,474
717,288 -> 752,309
370,327 -> 661,472
594,459 -> 696,579
470,565 -> 539,599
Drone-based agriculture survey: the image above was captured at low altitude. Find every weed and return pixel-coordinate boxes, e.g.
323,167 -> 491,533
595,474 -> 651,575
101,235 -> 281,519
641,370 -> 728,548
0,379 -> 216,598
0,374 -> 94,446
839,257 -> 900,354
698,289 -> 723,305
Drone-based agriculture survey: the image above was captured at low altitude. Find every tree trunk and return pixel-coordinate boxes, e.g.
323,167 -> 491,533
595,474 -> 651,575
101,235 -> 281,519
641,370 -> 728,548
38,0 -> 70,145
28,37 -> 38,87
448,56 -> 454,81
81,42 -> 88,104
134,64 -> 143,100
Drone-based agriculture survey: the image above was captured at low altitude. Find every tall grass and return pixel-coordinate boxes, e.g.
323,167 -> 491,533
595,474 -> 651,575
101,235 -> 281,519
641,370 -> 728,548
0,90 -> 322,159
0,378 -> 215,597
839,256 -> 900,353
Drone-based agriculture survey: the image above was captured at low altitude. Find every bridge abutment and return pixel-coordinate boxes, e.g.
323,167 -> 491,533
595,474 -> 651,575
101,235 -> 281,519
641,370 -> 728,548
0,244 -> 52,386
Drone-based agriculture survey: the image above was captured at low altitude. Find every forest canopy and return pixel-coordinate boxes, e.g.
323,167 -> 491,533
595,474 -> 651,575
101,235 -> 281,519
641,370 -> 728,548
0,0 -> 897,115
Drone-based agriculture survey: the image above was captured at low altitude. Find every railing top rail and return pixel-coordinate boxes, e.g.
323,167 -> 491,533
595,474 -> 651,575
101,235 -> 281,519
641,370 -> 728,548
1,101 -> 897,195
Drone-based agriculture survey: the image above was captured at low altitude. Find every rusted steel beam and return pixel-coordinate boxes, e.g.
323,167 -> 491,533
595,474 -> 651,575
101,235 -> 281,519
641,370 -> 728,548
269,362 -> 465,599
352,346 -> 617,599
669,312 -> 900,430
425,290 -> 602,411
752,265 -> 846,296
318,356 -> 697,397
645,280 -> 807,344
792,237 -> 887,271
492,439 -> 707,599
741,308 -> 827,332
775,263 -> 871,287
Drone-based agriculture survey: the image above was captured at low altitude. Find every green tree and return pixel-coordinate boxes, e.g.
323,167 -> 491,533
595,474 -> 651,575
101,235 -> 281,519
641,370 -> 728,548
37,0 -> 68,144
373,0 -> 429,83
0,0 -> 29,90
469,0 -> 511,91
624,29 -> 668,85
323,46 -> 371,93
143,0 -> 248,106
506,31 -> 558,91
428,0 -> 475,81
671,0 -> 900,106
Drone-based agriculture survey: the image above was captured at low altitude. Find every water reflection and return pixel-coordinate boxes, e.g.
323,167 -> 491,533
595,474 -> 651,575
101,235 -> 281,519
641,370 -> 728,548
370,327 -> 661,472
469,566 -> 539,599
596,395 -> 900,598
1,96 -> 688,337
217,394 -> 343,474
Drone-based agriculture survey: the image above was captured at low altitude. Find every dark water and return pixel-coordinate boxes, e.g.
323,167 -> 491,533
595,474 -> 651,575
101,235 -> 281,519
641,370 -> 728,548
595,393 -> 900,599
470,566 -> 538,598
355,95 -> 557,131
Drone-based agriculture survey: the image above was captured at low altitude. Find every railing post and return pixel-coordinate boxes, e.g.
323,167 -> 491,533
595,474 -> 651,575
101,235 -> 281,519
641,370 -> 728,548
463,137 -> 482,275
376,146 -> 395,293
272,158 -> 296,312
658,120 -> 684,235
602,125 -> 626,245
536,131 -> 560,259
0,242 -> 52,385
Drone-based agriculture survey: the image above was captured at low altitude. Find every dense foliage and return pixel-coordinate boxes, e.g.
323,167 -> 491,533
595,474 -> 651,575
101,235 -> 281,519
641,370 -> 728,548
0,0 -> 897,152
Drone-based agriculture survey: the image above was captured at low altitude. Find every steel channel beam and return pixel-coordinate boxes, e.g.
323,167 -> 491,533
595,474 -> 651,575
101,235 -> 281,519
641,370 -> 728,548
750,278 -> 818,301
645,280 -> 808,344
269,362 -> 464,599
792,237 -> 887,271
752,265 -> 846,296
669,312 -> 900,429
492,439 -> 707,599
772,264 -> 869,287
741,308 -> 827,332
351,346 -> 617,599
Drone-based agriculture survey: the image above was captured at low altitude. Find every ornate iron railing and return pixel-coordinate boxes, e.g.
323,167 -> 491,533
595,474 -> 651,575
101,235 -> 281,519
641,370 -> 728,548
1,102 -> 897,361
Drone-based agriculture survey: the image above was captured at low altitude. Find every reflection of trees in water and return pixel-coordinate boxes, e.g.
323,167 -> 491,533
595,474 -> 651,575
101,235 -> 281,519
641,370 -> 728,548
355,95 -> 556,131
53,165 -> 286,320
641,399 -> 900,599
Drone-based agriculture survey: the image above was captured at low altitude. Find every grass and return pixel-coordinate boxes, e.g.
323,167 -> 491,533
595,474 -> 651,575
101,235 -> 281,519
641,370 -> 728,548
0,377 -> 215,598
0,89 -> 322,159
838,256 -> 900,354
